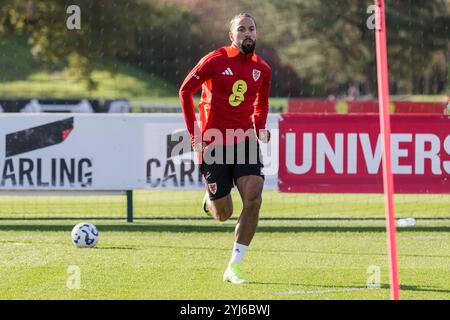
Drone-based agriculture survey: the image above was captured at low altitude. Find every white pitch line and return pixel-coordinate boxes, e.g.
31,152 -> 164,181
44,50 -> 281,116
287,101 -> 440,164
275,286 -> 381,295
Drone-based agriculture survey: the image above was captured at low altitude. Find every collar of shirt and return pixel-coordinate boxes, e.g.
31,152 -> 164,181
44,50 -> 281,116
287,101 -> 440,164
225,44 -> 257,62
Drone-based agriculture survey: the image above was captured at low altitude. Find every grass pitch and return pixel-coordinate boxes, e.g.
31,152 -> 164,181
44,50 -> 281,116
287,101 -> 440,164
0,191 -> 449,300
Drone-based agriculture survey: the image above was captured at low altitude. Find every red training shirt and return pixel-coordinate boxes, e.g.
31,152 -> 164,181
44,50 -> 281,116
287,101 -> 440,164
179,44 -> 271,146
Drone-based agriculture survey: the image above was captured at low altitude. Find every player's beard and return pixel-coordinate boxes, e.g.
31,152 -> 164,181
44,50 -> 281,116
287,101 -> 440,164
239,38 -> 256,54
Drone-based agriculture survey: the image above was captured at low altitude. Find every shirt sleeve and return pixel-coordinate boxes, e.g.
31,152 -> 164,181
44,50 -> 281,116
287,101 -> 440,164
253,68 -> 272,133
179,53 -> 216,145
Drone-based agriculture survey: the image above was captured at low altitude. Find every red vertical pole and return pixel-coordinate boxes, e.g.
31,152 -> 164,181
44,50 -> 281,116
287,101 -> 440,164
374,0 -> 400,300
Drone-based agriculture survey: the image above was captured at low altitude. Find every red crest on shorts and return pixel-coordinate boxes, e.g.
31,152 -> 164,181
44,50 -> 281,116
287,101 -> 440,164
252,69 -> 261,82
208,183 -> 217,195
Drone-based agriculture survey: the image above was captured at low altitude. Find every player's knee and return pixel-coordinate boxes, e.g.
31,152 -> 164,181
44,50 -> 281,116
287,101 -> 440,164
243,195 -> 262,212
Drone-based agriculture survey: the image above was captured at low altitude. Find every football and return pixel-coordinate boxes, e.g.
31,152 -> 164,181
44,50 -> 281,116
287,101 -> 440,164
71,222 -> 99,248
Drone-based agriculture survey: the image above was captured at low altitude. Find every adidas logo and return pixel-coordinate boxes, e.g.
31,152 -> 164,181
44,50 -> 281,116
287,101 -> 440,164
222,68 -> 233,76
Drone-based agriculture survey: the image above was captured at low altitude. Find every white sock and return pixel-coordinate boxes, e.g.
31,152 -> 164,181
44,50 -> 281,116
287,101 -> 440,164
229,242 -> 249,266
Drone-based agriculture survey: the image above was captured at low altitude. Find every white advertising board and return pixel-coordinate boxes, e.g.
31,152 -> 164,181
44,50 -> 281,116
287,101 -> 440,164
0,114 -> 279,190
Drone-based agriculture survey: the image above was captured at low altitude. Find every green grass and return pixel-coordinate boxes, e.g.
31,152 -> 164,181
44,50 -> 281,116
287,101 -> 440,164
0,37 -> 39,80
0,219 -> 448,300
0,37 -> 176,100
0,190 -> 449,300
1,190 -> 450,219
0,66 -> 177,101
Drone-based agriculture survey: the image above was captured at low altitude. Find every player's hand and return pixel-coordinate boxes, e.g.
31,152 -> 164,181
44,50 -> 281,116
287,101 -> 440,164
258,129 -> 271,144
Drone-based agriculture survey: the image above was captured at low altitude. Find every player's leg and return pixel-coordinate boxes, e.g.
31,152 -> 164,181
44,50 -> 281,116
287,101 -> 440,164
234,175 -> 264,245
223,175 -> 263,284
233,139 -> 264,245
200,159 -> 234,221
223,139 -> 264,284
204,191 -> 233,222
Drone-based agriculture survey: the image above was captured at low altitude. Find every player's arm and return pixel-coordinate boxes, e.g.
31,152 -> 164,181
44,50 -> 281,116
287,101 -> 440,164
179,54 -> 216,150
253,68 -> 272,143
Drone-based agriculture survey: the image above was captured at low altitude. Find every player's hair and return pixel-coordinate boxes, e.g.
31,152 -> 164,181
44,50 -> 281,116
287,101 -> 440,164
229,13 -> 257,31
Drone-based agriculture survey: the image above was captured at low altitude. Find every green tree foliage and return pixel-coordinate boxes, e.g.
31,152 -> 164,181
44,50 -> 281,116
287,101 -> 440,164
1,1 -> 141,88
160,0 -> 309,96
0,0 -> 201,90
0,0 -> 448,96
268,0 -> 449,95
159,0 -> 449,96
385,0 -> 449,94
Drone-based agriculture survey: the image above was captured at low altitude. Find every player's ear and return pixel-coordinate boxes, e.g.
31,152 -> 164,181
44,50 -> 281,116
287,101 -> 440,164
229,31 -> 234,43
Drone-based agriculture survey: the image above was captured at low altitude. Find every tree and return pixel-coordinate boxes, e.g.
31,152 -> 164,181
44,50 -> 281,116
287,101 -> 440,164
269,0 -> 449,96
1,0 -> 448,96
0,0 -> 196,89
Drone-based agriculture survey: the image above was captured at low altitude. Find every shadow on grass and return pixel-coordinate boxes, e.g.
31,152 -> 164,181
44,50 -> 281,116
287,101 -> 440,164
350,283 -> 450,295
1,217 -> 450,221
400,284 -> 450,294
0,224 -> 449,233
252,282 -> 450,295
